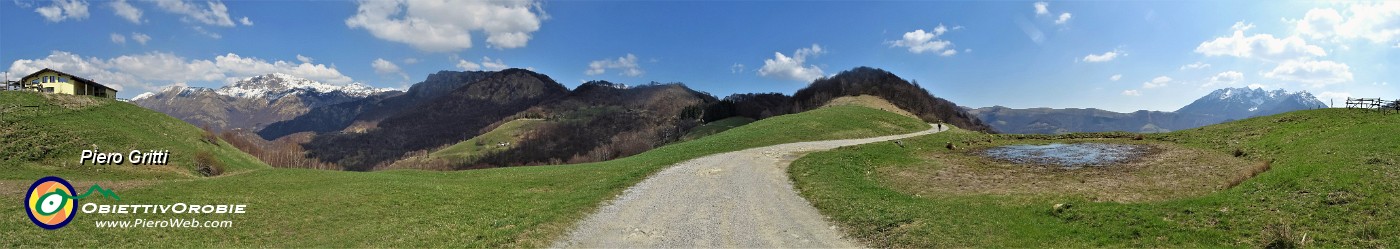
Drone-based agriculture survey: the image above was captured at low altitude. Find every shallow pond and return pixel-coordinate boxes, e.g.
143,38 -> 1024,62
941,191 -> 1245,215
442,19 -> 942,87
981,143 -> 1149,169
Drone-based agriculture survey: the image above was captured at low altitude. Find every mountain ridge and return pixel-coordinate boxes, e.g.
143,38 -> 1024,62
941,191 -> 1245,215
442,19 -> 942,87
131,73 -> 396,131
969,87 -> 1327,134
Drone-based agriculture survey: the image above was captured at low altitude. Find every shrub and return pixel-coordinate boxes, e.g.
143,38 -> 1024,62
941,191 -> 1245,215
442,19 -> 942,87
194,151 -> 225,177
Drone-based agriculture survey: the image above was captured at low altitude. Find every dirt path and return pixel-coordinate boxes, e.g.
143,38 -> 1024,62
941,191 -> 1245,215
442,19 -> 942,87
553,124 -> 945,248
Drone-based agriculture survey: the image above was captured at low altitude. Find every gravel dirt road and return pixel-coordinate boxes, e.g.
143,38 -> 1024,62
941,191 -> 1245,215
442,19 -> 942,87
553,124 -> 943,248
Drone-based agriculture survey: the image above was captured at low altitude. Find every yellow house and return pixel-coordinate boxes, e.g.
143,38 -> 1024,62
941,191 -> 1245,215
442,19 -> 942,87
20,68 -> 118,98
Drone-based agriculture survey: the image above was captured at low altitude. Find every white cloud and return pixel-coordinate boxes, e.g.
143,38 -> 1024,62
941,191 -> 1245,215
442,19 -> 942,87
193,26 -> 221,39
1294,3 -> 1400,45
1263,59 -> 1353,87
888,24 -> 958,55
107,52 -> 223,83
402,58 -> 418,65
730,63 -> 745,74
1203,70 -> 1244,88
585,53 -> 644,77
758,44 -> 826,82
940,49 -> 957,57
479,57 -> 508,71
110,33 -> 126,44
7,51 -> 138,92
345,0 -> 547,52
456,56 -> 509,71
1109,74 -> 1122,81
213,53 -> 354,84
35,0 -> 89,22
1055,12 -> 1072,25
1296,8 -> 1343,40
3,50 -> 359,93
295,54 -> 313,64
109,0 -> 141,24
239,16 -> 252,26
152,0 -> 237,27
1317,91 -> 1352,102
1121,90 -> 1141,96
372,58 -> 408,81
1180,62 -> 1211,70
1195,22 -> 1326,59
371,58 -> 401,75
1033,2 -> 1070,25
457,60 -> 480,71
1142,76 -> 1171,88
1082,49 -> 1121,62
130,32 -> 150,45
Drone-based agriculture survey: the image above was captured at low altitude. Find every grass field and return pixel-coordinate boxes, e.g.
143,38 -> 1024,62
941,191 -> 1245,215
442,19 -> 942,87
1,91 -> 268,180
791,108 -> 1399,247
387,118 -> 547,169
430,118 -> 546,160
680,116 -> 755,141
2,92 -> 927,247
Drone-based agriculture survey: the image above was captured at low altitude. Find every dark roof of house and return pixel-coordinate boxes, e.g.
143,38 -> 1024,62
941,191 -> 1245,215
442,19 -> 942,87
22,68 -> 118,92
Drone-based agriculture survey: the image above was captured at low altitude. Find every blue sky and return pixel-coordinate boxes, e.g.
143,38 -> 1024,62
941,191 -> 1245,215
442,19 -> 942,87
3,0 -> 1397,112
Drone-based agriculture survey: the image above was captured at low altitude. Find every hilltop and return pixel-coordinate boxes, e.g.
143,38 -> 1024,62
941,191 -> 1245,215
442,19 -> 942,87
791,67 -> 993,132
303,69 -> 570,171
257,70 -> 494,140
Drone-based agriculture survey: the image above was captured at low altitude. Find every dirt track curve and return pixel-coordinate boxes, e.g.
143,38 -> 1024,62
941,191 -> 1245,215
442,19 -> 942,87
553,124 -> 944,248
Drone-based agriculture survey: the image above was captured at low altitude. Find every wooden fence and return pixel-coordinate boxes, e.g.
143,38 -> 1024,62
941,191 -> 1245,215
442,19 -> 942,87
1346,98 -> 1400,114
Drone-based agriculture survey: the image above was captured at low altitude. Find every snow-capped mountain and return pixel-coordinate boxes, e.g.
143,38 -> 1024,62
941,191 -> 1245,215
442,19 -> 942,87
1176,87 -> 1326,119
969,87 -> 1328,134
215,73 -> 391,100
130,73 -> 399,132
131,92 -> 156,101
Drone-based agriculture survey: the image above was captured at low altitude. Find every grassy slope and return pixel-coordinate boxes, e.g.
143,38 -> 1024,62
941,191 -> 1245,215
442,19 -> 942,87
0,91 -> 268,180
2,105 -> 926,247
430,118 -> 545,161
680,116 -> 755,141
791,108 -> 1399,247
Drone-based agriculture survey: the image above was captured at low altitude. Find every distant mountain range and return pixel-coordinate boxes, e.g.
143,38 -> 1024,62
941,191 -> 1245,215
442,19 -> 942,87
968,87 -> 1327,134
1175,87 -> 1327,119
133,67 -> 992,171
256,70 -> 494,140
131,73 -> 395,131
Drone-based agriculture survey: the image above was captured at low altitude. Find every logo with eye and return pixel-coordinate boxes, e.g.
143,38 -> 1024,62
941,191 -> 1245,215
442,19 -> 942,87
26,176 -> 77,230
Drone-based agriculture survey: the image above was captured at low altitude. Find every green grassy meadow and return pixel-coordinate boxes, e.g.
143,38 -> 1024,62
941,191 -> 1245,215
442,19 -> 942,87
2,91 -> 926,247
1,91 -> 267,180
681,116 -> 755,141
791,108 -> 1400,248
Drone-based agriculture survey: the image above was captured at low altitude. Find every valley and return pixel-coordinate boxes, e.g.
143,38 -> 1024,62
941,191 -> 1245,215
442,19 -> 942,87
4,67 -> 1395,247
1,92 -> 927,247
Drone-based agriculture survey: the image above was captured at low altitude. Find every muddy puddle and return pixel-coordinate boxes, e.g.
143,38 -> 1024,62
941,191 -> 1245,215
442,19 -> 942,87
981,143 -> 1150,169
